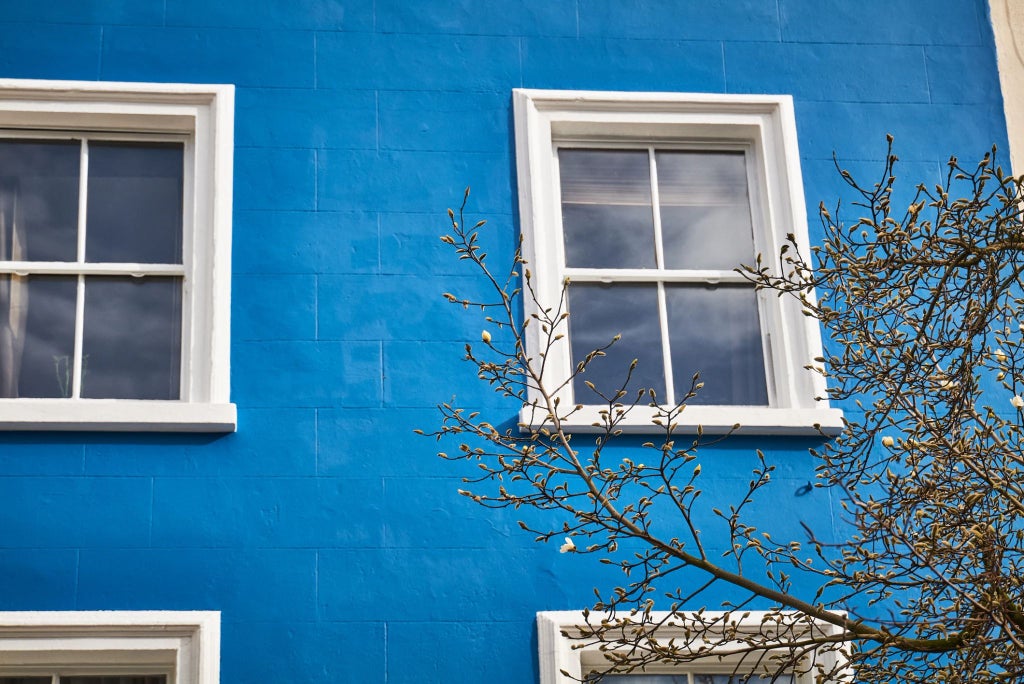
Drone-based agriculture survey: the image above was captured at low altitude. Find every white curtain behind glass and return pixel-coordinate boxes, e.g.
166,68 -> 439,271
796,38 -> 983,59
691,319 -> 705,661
0,180 -> 27,398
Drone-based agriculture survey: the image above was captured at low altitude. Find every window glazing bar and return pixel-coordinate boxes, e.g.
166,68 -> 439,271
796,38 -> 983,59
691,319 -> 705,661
563,269 -> 749,283
0,262 -> 186,276
71,139 -> 89,399
648,147 -> 676,404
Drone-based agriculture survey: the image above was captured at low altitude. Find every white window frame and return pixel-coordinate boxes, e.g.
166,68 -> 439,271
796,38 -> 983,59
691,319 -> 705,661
0,610 -> 220,684
513,89 -> 843,436
0,79 -> 236,432
537,610 -> 849,684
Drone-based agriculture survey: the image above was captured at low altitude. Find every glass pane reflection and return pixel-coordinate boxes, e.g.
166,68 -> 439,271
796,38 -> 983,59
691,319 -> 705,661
81,276 -> 182,400
0,275 -> 77,398
559,149 -> 656,269
86,141 -> 184,264
656,151 -> 755,271
569,283 -> 664,402
665,284 -> 768,406
0,139 -> 80,262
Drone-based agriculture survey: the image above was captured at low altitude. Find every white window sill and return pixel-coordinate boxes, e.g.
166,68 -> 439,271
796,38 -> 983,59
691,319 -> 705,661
0,399 -> 237,432
521,404 -> 844,436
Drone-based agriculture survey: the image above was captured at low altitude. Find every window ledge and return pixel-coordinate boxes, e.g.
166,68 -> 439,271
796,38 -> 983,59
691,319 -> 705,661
0,399 -> 237,432
521,405 -> 844,436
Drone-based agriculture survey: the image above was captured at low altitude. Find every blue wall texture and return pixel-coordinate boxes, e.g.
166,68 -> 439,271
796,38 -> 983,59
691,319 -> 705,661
0,1 -> 1010,682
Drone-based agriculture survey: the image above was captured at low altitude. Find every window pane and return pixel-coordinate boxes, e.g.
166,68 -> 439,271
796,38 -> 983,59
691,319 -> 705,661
81,276 -> 182,400
656,151 -> 755,271
666,284 -> 768,406
0,275 -> 77,398
0,139 -> 80,262
0,677 -> 52,684
86,142 -> 183,264
569,283 -> 665,402
559,149 -> 656,269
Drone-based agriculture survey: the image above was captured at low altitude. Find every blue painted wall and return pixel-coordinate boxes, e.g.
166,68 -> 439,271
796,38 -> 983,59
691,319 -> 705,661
0,1 -> 1009,682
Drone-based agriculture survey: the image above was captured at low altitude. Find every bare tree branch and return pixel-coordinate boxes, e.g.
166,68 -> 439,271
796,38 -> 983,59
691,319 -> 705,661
422,142 -> 1024,682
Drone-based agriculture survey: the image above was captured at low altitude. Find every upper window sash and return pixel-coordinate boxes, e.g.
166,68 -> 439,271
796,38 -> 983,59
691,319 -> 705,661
0,134 -> 189,266
554,142 -> 761,278
0,135 -> 189,274
513,89 -> 843,435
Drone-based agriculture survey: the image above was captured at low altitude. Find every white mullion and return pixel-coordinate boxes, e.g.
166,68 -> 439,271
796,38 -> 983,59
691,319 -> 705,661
71,273 -> 85,399
655,280 -> 674,404
649,147 -> 675,405
71,139 -> 89,399
76,140 -> 88,263
649,147 -> 666,270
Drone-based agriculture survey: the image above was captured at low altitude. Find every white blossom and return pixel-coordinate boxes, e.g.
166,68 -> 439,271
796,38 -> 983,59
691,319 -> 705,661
881,436 -> 895,448
1012,395 -> 1024,409
559,537 -> 576,553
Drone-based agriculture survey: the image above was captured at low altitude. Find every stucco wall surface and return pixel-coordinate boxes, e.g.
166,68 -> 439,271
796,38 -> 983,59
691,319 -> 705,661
0,1 -> 1010,681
